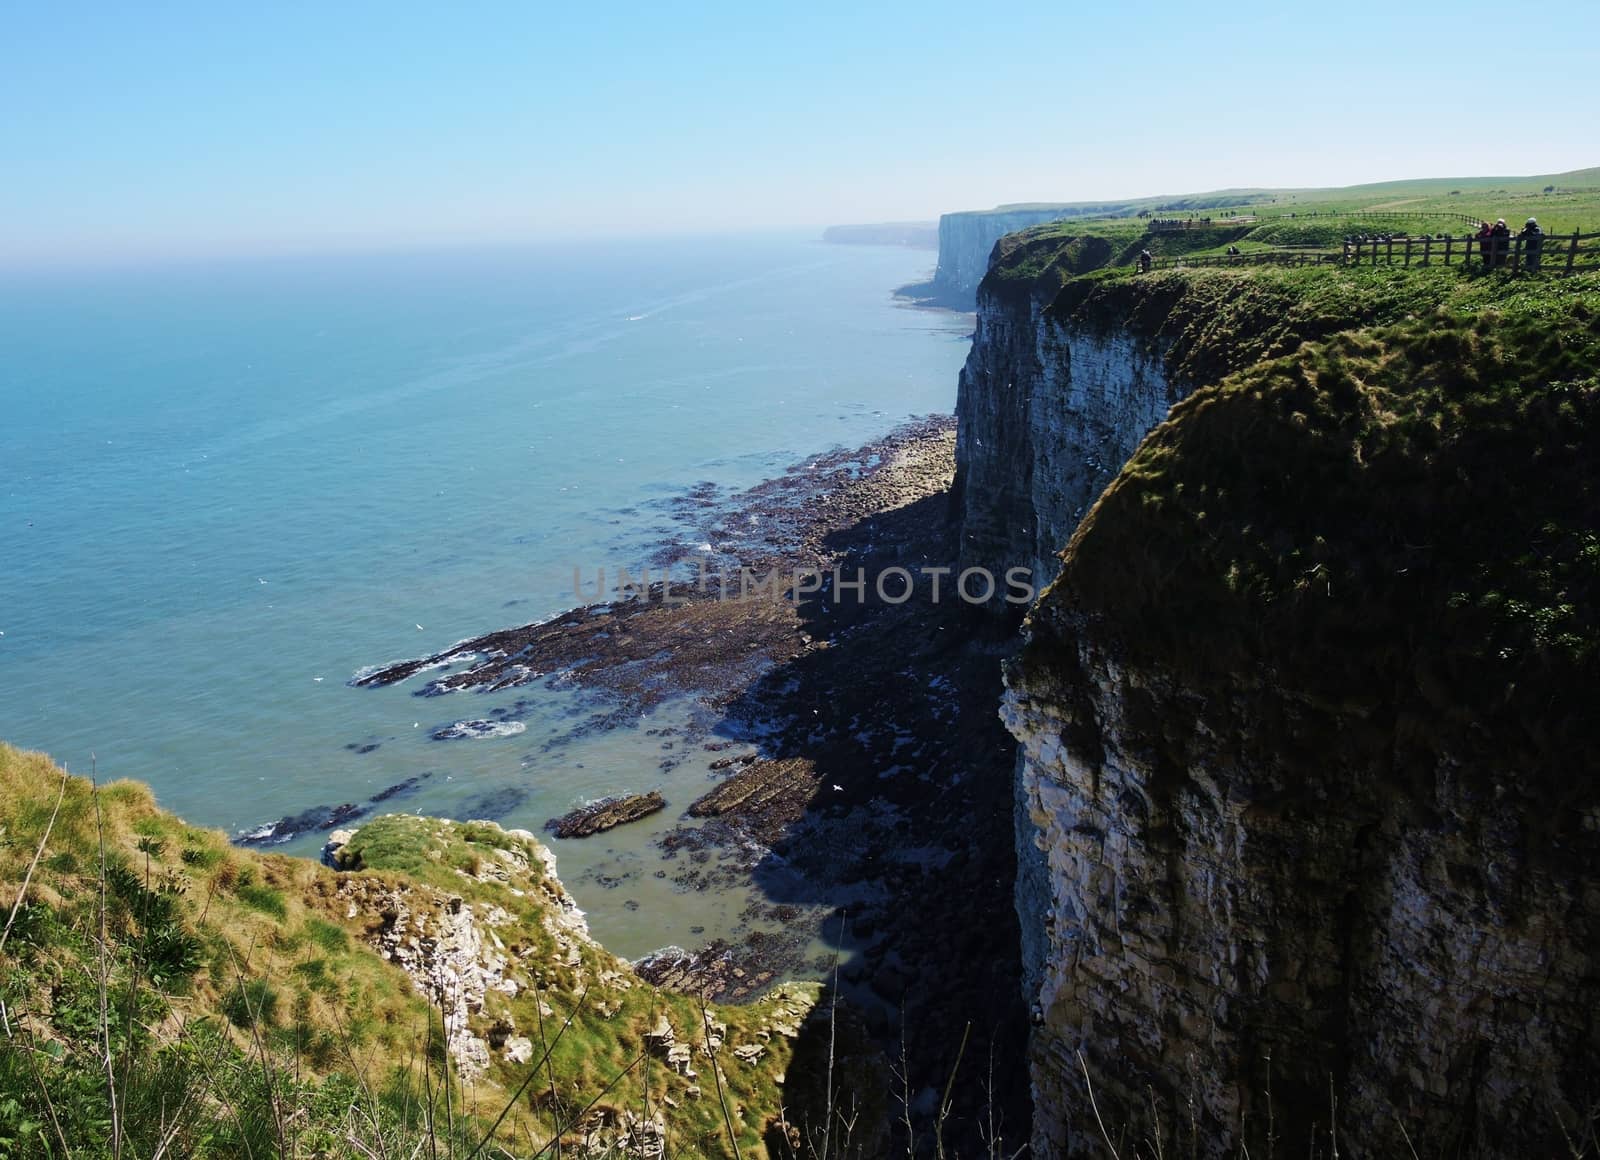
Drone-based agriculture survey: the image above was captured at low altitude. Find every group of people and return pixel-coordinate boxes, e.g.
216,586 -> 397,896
1476,217 -> 1545,270
1135,215 -> 1548,275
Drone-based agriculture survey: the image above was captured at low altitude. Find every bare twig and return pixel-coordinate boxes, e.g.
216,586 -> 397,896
700,988 -> 745,1160
150,1008 -> 235,1160
466,982 -> 590,1159
1146,1084 -> 1165,1160
1327,1074 -> 1339,1160
932,1022 -> 970,1159
897,1008 -> 916,1159
0,768 -> 68,955
224,937 -> 288,1158
1265,1050 -> 1277,1160
423,1008 -> 439,1160
1077,1050 -> 1123,1160
530,1052 -> 645,1159
534,983 -> 562,1160
1395,1115 -> 1422,1160
18,1028 -> 73,1156
92,763 -> 124,1160
441,978 -> 456,1160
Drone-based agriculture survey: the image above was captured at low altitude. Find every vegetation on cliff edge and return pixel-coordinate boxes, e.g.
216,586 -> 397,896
0,743 -> 876,1158
1029,272 -> 1600,798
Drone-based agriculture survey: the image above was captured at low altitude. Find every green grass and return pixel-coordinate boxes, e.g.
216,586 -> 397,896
1024,269 -> 1600,809
1046,262 -> 1600,385
973,168 -> 1600,301
235,881 -> 288,919
963,164 -> 1600,235
0,745 -> 864,1158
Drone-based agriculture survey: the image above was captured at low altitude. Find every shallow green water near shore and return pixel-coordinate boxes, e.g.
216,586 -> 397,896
0,234 -> 969,969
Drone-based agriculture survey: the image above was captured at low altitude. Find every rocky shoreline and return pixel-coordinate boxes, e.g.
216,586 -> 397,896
267,415 -> 1031,1147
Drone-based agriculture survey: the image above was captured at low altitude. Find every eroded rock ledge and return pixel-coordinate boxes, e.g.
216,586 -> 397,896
318,812 -> 878,1155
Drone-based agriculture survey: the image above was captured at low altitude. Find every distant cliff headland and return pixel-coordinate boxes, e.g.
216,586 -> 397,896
5,166 -> 1598,1158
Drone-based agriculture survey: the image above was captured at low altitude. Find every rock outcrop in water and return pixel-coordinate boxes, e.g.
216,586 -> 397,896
546,791 -> 666,838
953,241 -> 1600,1156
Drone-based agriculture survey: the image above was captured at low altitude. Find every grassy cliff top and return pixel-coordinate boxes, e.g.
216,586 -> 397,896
0,744 -> 860,1158
975,170 -> 1600,307
1024,271 -> 1600,806
957,164 -> 1600,234
1051,262 -> 1600,383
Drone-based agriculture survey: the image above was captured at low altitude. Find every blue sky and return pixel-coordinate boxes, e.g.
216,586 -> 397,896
3,0 -> 1596,264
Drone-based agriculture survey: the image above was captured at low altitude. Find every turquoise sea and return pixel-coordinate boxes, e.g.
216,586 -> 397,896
0,235 -> 970,960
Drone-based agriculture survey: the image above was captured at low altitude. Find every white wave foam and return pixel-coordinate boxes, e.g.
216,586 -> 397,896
432,719 -> 527,740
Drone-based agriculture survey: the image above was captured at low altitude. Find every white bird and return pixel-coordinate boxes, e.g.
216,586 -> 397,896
312,676 -> 324,682
832,784 -> 844,792
412,722 -> 419,728
415,623 -> 424,631
258,578 -> 268,584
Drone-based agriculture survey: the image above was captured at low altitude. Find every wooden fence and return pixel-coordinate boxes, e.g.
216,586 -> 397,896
1344,229 -> 1597,273
1148,230 -> 1600,275
1150,210 -> 1486,232
1147,217 -> 1256,231
1152,249 -> 1340,270
1255,210 -> 1485,227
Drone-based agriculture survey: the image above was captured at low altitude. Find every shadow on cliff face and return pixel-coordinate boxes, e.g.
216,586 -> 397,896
685,490 -> 1034,1155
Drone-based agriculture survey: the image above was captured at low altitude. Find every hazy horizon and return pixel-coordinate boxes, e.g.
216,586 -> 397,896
5,0 -> 1597,268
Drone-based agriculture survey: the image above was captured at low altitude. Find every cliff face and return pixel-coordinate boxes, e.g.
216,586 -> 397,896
1005,635 -> 1600,1158
951,228 -> 1194,596
982,284 -> 1600,1157
952,283 -> 1182,595
933,208 -> 1075,302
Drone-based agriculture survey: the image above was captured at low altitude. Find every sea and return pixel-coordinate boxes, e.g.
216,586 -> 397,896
0,233 -> 971,964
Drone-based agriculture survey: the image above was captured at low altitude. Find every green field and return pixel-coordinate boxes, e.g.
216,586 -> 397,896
965,167 -> 1600,298
980,166 -> 1600,231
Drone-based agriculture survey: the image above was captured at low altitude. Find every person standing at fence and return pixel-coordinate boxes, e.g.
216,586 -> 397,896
1490,218 -> 1511,268
1138,249 -> 1153,273
1476,221 -> 1494,269
1520,217 -> 1545,271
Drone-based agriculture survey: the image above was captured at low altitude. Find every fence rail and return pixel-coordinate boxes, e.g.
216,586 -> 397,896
1147,217 -> 1256,231
1152,249 -> 1341,269
1254,210 -> 1486,227
1147,229 -> 1600,275
1342,229 -> 1597,273
1150,210 -> 1490,232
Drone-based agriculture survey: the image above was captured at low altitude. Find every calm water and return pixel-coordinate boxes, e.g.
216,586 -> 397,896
0,235 -> 970,960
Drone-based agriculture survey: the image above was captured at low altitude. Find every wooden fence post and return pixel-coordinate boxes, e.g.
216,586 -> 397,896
1511,235 -> 1523,273
1386,236 -> 1394,266
1567,231 -> 1580,275
1423,235 -> 1432,266
1403,237 -> 1413,267
1444,234 -> 1453,266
